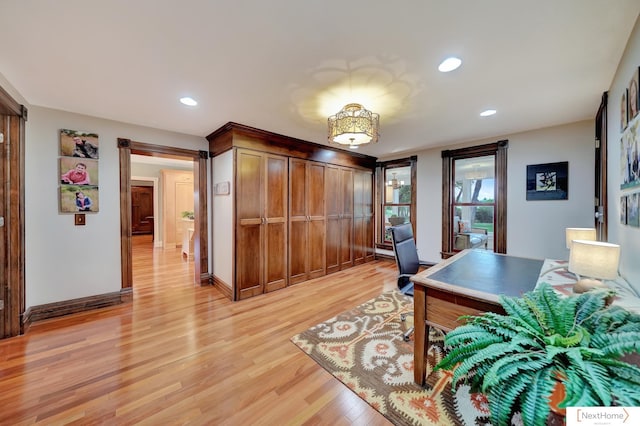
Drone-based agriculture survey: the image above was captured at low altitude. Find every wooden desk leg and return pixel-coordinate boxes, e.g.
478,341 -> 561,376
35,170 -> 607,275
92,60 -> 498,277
413,285 -> 428,386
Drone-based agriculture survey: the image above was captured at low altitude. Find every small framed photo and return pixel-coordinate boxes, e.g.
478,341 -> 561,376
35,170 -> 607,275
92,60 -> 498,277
60,129 -> 99,159
628,192 -> 640,227
526,161 -> 568,201
621,89 -> 628,132
60,185 -> 99,213
629,67 -> 639,121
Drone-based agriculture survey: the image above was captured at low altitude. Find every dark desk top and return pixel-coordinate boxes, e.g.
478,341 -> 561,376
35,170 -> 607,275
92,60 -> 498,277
413,250 -> 543,302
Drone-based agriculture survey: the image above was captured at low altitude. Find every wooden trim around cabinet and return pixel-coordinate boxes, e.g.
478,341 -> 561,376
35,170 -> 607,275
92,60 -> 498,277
207,122 -> 377,170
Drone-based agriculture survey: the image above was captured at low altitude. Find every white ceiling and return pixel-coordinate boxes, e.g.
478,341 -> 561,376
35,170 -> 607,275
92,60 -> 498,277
1,1 -> 638,159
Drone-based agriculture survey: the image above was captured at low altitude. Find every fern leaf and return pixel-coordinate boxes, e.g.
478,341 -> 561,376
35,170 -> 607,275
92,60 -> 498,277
571,360 -> 612,405
562,370 -> 600,407
441,334 -> 504,364
518,367 -> 555,426
574,289 -> 611,324
600,360 -> 640,384
449,342 -> 517,387
611,377 -> 640,406
500,294 -> 544,335
487,373 -> 531,426
482,352 -> 550,390
590,331 -> 640,356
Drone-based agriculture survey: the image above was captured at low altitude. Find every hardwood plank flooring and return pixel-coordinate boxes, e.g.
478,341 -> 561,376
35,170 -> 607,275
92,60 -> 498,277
0,235 -> 398,425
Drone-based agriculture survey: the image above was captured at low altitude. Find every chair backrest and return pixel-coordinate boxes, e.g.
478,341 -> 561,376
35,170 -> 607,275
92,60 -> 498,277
390,223 -> 421,276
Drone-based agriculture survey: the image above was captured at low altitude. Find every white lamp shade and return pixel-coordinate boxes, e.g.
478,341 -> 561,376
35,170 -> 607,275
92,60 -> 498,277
565,227 -> 596,249
568,240 -> 620,280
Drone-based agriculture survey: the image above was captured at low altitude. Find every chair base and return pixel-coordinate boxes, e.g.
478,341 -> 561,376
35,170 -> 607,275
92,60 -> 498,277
400,313 -> 414,341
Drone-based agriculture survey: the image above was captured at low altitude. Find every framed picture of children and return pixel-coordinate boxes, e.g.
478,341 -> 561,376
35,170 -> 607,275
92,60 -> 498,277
621,89 -> 628,132
628,192 -> 639,227
59,129 -> 99,159
59,185 -> 99,213
629,67 -> 639,122
60,157 -> 98,186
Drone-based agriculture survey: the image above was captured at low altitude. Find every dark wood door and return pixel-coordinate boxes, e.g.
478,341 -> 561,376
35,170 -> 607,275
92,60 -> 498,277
353,170 -> 373,265
236,149 -> 265,299
131,186 -> 154,235
307,161 -> 326,279
325,165 -> 341,274
263,154 -> 288,293
236,149 -> 288,299
289,159 -> 325,284
0,115 -> 6,336
339,168 -> 354,269
353,171 -> 365,265
289,159 -> 308,284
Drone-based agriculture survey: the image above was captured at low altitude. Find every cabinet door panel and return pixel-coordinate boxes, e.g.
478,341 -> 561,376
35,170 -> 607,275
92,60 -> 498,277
265,155 -> 287,219
325,166 -> 341,274
289,220 -> 307,284
265,221 -> 287,292
308,219 -> 326,278
289,159 -> 306,218
237,151 -> 263,220
339,168 -> 353,269
308,162 -> 325,217
237,224 -> 263,299
264,154 -> 288,291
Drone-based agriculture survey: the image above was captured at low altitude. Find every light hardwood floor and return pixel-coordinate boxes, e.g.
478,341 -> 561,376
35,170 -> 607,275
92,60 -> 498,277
0,235 -> 398,425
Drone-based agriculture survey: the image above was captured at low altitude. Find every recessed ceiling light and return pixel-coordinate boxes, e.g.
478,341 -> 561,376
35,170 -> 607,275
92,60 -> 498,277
349,145 -> 359,149
438,57 -> 462,73
180,97 -> 198,106
480,109 -> 497,117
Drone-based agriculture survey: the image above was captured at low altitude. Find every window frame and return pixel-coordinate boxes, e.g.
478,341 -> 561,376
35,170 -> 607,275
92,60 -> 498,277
441,141 -> 508,257
376,156 -> 417,250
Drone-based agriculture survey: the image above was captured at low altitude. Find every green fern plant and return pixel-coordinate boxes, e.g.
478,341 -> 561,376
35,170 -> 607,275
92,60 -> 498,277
434,283 -> 640,426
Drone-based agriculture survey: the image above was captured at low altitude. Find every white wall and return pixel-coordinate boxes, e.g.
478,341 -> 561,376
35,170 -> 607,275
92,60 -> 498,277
407,120 -> 594,264
607,15 -> 640,292
25,106 -> 207,307
212,150 -> 234,287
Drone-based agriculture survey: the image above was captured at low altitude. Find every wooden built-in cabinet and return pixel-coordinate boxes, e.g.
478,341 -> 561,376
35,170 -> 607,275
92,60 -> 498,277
236,149 -> 288,299
289,159 -> 326,285
325,165 -> 356,273
208,122 -> 376,301
354,170 -> 375,265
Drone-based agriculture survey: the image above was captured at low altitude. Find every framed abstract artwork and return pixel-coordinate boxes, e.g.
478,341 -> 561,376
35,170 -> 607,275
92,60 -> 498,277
526,161 -> 568,201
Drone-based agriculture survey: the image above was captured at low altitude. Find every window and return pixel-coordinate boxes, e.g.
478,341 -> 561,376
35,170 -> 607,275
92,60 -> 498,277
442,141 -> 507,257
377,157 -> 416,249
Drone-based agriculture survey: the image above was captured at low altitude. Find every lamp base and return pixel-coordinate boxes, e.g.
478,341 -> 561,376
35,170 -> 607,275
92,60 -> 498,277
573,278 -> 608,294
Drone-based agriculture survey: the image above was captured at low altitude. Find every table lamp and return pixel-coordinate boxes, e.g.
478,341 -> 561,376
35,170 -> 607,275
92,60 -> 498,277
565,227 -> 596,249
568,239 -> 620,293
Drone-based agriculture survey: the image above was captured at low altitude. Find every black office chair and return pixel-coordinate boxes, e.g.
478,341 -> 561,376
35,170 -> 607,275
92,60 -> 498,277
390,223 -> 430,341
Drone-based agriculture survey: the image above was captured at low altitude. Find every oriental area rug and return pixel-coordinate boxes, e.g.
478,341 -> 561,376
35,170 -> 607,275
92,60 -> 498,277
291,290 -> 492,426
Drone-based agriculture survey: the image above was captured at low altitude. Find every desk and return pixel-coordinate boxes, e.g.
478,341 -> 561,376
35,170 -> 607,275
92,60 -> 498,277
410,249 -> 543,385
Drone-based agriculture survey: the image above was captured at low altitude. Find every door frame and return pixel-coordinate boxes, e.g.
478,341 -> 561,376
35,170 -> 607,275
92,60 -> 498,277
118,138 -> 209,288
595,92 -> 608,240
0,85 -> 27,338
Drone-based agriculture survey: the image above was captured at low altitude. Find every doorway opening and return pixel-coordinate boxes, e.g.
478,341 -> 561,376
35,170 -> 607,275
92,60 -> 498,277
118,138 -> 208,296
